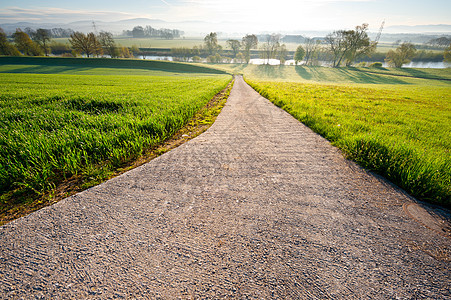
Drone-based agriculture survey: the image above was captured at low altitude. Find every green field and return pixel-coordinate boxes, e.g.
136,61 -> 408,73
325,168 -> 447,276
0,58 -> 231,200
217,64 -> 451,84
243,66 -> 450,205
0,56 -> 227,75
53,37 -> 229,49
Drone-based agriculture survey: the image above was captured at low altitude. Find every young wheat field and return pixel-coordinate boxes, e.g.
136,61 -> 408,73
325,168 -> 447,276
0,60 -> 231,209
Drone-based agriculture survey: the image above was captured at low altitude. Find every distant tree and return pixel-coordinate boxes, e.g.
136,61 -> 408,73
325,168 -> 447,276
325,30 -> 346,67
123,30 -> 133,37
325,23 -> 376,67
49,42 -> 72,56
13,29 -> 42,56
261,34 -> 281,64
303,38 -> 321,65
385,42 -> 417,67
443,44 -> 451,63
227,39 -> 241,58
69,32 -> 101,58
132,26 -> 145,38
242,34 -> 258,63
343,24 -> 377,66
235,52 -> 245,63
119,46 -> 132,58
204,32 -> 220,55
294,45 -> 306,65
277,44 -> 288,65
207,53 -> 222,63
140,25 -> 182,39
192,45 -> 204,57
0,28 -> 20,56
171,47 -> 192,62
51,28 -> 74,38
98,31 -> 118,58
130,45 -> 140,57
427,37 -> 451,48
33,28 -> 52,56
24,27 -> 36,38
144,25 -> 155,37
160,28 -> 174,39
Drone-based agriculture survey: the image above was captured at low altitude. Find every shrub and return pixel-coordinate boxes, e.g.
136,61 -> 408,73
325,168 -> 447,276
369,62 -> 383,68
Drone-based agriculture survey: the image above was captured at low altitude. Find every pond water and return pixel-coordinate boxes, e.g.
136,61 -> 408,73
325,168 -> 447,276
138,55 -> 173,61
138,56 -> 450,69
382,61 -> 449,69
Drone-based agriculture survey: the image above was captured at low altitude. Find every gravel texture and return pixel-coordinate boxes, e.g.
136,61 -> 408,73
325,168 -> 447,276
0,76 -> 449,299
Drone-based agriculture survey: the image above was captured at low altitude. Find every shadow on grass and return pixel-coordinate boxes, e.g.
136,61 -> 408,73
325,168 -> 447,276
356,67 -> 451,81
294,66 -> 408,84
336,67 -> 408,84
254,65 -> 287,79
295,66 -> 313,80
230,64 -> 247,73
0,65 -> 94,74
395,68 -> 442,80
0,56 -> 228,75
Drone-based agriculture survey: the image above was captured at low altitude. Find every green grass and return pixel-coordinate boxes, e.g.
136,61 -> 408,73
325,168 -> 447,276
353,67 -> 451,81
219,64 -> 451,85
246,78 -> 450,205
0,71 -> 231,196
0,64 -> 200,76
53,37 -> 230,49
0,56 -> 228,75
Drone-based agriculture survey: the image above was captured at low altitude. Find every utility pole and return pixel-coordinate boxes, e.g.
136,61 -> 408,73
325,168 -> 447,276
375,20 -> 385,43
92,21 -> 98,35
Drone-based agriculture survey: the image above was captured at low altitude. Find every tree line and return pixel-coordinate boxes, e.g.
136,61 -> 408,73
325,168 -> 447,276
2,24 -> 450,67
0,28 -> 140,58
123,26 -> 183,39
174,24 -> 450,67
171,25 -> 377,66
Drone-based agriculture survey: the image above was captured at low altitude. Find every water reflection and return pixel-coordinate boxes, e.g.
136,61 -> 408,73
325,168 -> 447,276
137,56 -> 450,69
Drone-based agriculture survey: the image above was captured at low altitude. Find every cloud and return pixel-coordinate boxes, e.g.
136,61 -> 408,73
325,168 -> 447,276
0,7 -> 147,23
159,0 -> 172,5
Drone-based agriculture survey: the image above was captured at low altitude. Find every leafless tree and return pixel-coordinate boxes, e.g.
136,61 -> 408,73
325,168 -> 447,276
34,29 -> 52,56
261,34 -> 281,64
303,38 -> 321,65
98,31 -> 118,58
242,34 -> 258,63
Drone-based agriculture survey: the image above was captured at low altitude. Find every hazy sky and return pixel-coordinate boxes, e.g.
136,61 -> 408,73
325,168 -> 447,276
0,0 -> 450,31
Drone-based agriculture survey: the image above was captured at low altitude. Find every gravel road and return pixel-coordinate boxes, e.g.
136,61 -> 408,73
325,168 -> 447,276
0,76 -> 449,299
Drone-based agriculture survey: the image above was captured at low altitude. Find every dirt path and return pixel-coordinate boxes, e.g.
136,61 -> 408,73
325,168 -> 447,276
0,76 -> 449,298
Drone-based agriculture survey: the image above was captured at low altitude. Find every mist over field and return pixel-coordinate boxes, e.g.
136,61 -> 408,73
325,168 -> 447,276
1,0 -> 450,36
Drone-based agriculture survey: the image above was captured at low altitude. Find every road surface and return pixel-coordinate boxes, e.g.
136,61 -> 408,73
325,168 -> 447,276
0,76 -> 449,299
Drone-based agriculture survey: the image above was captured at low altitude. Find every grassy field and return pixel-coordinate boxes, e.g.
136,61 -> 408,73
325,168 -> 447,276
0,56 -> 227,75
53,37 -> 230,49
0,58 -> 231,209
244,66 -> 450,205
216,64 -> 451,85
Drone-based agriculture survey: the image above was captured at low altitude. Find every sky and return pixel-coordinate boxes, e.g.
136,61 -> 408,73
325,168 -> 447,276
0,0 -> 450,33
